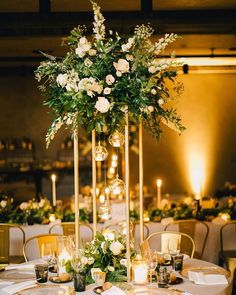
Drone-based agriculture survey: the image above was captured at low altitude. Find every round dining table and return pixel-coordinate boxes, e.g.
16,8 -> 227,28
0,258 -> 232,295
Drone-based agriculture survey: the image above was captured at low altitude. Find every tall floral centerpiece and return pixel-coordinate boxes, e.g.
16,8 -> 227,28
35,0 -> 184,281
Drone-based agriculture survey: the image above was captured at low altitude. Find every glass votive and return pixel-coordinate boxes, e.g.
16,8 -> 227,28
92,271 -> 106,286
157,267 -> 169,288
74,273 -> 86,292
34,264 -> 48,283
172,254 -> 184,271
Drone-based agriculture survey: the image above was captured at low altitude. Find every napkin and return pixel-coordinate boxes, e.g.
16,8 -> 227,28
188,271 -> 228,285
0,280 -> 14,285
102,286 -> 126,295
2,280 -> 36,294
5,263 -> 35,271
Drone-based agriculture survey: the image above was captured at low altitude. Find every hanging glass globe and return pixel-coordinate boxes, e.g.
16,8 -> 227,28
109,130 -> 124,147
109,177 -> 125,195
94,145 -> 108,161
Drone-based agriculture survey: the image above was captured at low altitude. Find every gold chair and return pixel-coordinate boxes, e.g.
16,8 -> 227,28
141,231 -> 195,258
164,219 -> 209,259
219,220 -> 236,287
133,222 -> 150,240
23,234 -> 64,262
49,222 -> 93,246
0,224 -> 25,264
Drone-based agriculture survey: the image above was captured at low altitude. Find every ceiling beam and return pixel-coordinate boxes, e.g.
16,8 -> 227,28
141,0 -> 152,12
0,9 -> 235,37
39,0 -> 51,15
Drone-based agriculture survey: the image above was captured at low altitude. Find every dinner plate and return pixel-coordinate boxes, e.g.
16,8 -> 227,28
17,285 -> 74,295
181,267 -> 230,279
169,277 -> 183,285
0,269 -> 35,281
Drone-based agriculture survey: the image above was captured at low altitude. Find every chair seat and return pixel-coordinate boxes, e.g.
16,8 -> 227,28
9,256 -> 25,264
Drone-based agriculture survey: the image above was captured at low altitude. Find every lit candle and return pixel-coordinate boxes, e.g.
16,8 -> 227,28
49,213 -> 56,222
105,187 -> 110,206
99,194 -> 105,203
133,264 -> 149,284
58,249 -> 72,275
51,174 -> 57,207
156,179 -> 162,209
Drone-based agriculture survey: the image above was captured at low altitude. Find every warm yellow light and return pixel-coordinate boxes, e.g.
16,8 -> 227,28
49,213 -> 56,222
99,194 -> 105,203
109,167 -> 115,174
195,194 -> 201,200
112,154 -> 118,161
157,179 -> 162,188
105,187 -> 110,194
96,188 -> 100,196
51,174 -> 57,182
219,213 -> 231,221
111,161 -> 117,168
188,153 -> 205,195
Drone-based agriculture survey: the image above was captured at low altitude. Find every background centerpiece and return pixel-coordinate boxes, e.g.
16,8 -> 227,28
35,0 -> 184,281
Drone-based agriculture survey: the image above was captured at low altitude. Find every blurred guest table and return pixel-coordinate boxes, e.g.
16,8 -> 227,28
0,258 -> 232,295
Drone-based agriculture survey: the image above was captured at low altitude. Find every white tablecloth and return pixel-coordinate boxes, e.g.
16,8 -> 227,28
0,259 -> 232,295
9,221 -> 236,264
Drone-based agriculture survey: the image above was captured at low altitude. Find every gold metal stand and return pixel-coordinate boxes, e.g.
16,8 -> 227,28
139,122 -> 144,243
92,130 -> 97,237
125,112 -> 131,282
73,129 -> 80,249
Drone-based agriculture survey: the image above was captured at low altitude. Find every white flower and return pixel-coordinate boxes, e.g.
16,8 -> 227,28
121,44 -> 128,52
106,74 -> 115,85
101,241 -> 107,253
84,58 -> 93,67
88,49 -> 97,56
79,37 -> 87,45
75,37 -> 91,58
103,87 -> 111,95
56,73 -> 68,88
148,106 -> 154,113
65,82 -> 78,92
158,98 -> 164,106
109,241 -> 124,256
103,232 -> 115,241
38,199 -> 45,208
116,71 -> 122,77
81,256 -> 88,265
32,202 -> 38,209
151,88 -> 157,95
0,200 -> 7,208
107,266 -> 115,272
109,30 -> 113,35
113,59 -> 130,74
87,257 -> 95,265
95,97 -> 110,113
20,202 -> 28,211
148,66 -> 157,74
120,259 -> 127,267
75,47 -> 86,58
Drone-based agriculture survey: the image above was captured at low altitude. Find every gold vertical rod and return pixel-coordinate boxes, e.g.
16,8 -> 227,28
125,112 -> 131,282
139,122 -> 144,244
92,129 -> 97,237
73,129 -> 80,250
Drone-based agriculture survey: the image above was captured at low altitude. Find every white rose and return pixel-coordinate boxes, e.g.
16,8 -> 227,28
113,59 -> 130,74
103,87 -> 111,95
148,66 -> 157,74
56,73 -> 68,88
158,98 -> 164,106
95,97 -> 110,113
101,241 -> 107,253
106,75 -> 115,85
65,82 -> 78,92
116,71 -> 122,77
75,47 -> 86,58
0,200 -> 7,208
81,256 -> 88,265
151,88 -> 157,95
87,257 -> 95,265
107,266 -> 115,272
109,241 -> 125,256
79,37 -> 87,45
88,49 -> 97,56
121,44 -> 128,52
148,106 -> 154,113
20,202 -> 28,211
103,232 -> 115,241
120,259 -> 127,267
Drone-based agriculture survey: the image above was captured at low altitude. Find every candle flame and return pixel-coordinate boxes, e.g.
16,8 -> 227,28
51,174 -> 57,182
157,179 -> 162,187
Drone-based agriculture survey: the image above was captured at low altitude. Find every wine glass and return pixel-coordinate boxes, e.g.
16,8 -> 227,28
167,238 -> 180,256
41,243 -> 54,265
143,250 -> 158,285
71,249 -> 83,273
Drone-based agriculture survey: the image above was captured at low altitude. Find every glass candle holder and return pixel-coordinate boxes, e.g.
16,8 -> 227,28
132,255 -> 149,285
57,236 -> 73,275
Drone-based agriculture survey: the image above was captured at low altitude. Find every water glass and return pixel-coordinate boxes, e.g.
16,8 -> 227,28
34,264 -> 48,283
74,272 -> 86,292
92,271 -> 106,286
172,254 -> 184,271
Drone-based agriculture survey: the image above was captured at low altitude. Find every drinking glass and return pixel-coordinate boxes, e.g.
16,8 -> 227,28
34,264 -> 48,283
167,238 -> 180,256
41,243 -> 54,265
92,271 -> 106,286
143,250 -> 158,284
